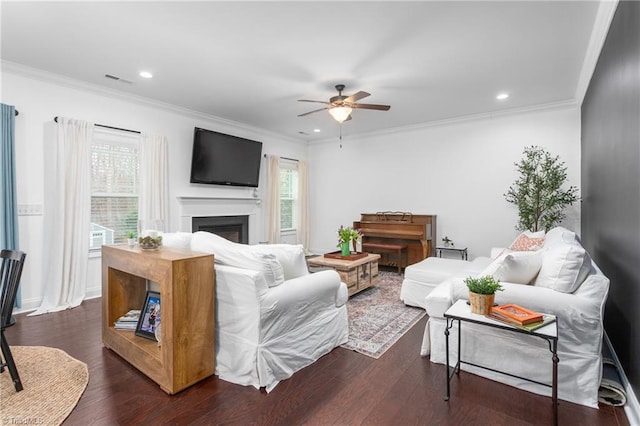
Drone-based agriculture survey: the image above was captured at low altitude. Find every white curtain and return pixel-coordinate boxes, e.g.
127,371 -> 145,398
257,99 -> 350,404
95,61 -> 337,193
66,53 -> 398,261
138,133 -> 168,233
297,160 -> 310,250
266,155 -> 280,243
31,118 -> 93,315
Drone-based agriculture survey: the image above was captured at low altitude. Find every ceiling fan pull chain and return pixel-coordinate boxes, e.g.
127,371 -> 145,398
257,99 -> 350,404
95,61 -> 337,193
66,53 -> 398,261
339,124 -> 343,148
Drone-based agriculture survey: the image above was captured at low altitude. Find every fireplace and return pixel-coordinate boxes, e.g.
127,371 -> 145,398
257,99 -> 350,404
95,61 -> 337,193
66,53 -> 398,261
192,215 -> 249,244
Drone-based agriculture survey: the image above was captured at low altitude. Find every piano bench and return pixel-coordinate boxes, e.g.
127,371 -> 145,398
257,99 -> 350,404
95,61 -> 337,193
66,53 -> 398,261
361,243 -> 408,274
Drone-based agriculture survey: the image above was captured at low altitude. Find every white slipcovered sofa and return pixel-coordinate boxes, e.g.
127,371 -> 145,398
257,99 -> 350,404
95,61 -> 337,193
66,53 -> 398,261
401,226 -> 609,408
162,231 -> 349,392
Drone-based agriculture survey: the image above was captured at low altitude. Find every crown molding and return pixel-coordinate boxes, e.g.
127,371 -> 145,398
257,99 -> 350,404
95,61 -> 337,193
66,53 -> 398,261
575,0 -> 619,104
1,60 -> 301,144
310,99 -> 579,146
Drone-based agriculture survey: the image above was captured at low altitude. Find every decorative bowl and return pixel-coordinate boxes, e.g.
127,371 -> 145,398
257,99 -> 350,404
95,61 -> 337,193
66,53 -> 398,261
138,235 -> 162,250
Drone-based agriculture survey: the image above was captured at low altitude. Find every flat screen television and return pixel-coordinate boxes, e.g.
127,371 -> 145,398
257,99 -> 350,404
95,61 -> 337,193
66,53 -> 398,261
190,127 -> 263,187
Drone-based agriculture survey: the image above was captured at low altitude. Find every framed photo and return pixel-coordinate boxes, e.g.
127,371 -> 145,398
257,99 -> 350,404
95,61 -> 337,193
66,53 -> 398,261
135,291 -> 161,341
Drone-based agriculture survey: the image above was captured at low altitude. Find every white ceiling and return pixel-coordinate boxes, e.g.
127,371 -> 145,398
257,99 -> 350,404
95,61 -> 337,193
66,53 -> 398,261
1,1 -> 610,141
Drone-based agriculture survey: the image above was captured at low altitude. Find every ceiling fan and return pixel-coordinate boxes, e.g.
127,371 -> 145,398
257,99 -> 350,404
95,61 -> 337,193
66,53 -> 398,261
298,84 -> 391,123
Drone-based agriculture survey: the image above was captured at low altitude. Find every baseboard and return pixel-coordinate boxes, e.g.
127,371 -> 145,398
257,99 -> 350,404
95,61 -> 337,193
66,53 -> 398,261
604,332 -> 640,425
14,292 -> 101,315
14,297 -> 42,314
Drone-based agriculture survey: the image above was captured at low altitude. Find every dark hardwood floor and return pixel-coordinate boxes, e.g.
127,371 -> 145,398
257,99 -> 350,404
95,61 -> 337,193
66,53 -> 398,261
6,298 -> 628,425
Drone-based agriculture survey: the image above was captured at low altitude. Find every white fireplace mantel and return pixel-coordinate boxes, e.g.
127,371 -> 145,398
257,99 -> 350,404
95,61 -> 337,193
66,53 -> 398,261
176,196 -> 262,243
177,196 -> 261,204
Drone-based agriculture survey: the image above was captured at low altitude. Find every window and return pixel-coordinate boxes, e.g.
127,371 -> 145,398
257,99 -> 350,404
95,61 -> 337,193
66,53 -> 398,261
89,129 -> 139,250
279,160 -> 298,231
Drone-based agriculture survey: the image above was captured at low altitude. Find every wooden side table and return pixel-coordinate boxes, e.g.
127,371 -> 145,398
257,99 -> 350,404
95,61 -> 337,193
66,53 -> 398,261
436,246 -> 468,260
102,245 -> 215,394
306,253 -> 380,296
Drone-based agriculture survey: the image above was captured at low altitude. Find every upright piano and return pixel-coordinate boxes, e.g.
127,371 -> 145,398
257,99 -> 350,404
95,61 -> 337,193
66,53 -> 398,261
354,212 -> 436,268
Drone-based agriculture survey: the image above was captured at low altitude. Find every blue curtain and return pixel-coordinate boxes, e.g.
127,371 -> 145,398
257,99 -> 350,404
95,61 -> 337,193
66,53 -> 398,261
1,103 -> 20,307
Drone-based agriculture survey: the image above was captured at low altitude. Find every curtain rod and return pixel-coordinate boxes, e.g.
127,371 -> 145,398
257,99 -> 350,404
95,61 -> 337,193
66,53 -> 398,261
53,116 -> 141,134
263,154 -> 298,162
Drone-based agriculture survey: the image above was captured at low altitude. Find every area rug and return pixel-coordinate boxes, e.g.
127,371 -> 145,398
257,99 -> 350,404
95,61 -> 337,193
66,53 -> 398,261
0,346 -> 89,425
342,270 -> 426,359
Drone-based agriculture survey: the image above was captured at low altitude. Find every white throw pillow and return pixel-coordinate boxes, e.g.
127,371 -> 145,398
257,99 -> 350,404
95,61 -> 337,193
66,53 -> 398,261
160,232 -> 193,251
191,231 -> 285,287
250,244 -> 309,280
256,254 -> 285,288
534,244 -> 591,293
480,251 -> 543,285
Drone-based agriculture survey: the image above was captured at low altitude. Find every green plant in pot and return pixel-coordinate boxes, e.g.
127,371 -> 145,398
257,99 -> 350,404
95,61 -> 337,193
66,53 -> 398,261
337,226 -> 361,257
464,275 -> 503,315
126,231 -> 137,246
442,236 -> 453,247
504,145 -> 579,232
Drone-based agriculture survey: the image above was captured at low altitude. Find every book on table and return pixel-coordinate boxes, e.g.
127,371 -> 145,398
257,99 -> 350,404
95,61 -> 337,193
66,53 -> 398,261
114,309 -> 141,330
490,303 -> 543,325
488,303 -> 555,332
488,312 -> 556,332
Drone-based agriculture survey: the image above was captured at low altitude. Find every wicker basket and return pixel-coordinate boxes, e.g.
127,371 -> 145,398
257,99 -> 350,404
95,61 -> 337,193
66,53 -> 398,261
468,292 -> 495,315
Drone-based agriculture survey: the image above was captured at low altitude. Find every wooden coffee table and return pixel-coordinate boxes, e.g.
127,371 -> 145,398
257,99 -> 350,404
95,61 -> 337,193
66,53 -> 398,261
307,253 -> 380,296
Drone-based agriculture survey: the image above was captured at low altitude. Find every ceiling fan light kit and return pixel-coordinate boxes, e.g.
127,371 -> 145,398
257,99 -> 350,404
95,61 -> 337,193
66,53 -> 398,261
298,84 -> 390,124
328,106 -> 352,123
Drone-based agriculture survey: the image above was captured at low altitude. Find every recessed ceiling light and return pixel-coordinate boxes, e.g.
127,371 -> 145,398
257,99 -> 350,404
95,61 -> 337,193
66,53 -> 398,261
139,71 -> 153,79
496,93 -> 509,100
313,129 -> 321,133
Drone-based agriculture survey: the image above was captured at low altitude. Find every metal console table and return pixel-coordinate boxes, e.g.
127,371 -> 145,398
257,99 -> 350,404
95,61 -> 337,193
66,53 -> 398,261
444,300 -> 559,426
435,246 -> 468,260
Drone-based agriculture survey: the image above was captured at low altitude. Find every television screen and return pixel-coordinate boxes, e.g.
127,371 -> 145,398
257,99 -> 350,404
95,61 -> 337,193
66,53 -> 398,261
190,128 -> 263,187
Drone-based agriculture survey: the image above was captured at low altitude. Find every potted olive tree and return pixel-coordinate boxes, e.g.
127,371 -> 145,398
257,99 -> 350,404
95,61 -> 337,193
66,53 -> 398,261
504,146 -> 579,232
464,275 -> 503,315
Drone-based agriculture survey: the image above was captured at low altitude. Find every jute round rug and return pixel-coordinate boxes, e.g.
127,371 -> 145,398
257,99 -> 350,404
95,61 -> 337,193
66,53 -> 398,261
1,346 -> 88,425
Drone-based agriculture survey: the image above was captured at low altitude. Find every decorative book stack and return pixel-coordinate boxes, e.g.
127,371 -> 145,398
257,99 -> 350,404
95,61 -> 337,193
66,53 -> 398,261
489,304 -> 555,331
114,309 -> 141,330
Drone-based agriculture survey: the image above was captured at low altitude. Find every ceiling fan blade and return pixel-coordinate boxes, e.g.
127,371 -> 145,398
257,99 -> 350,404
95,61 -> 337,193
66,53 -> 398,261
298,99 -> 332,106
344,91 -> 370,103
351,103 -> 391,111
298,107 -> 328,117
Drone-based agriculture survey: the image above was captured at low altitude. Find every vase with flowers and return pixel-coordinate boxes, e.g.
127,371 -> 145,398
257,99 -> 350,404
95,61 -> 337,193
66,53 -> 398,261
337,226 -> 362,257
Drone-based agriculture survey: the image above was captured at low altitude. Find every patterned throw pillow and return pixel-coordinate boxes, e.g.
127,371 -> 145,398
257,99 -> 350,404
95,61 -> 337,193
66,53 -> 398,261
509,232 -> 545,251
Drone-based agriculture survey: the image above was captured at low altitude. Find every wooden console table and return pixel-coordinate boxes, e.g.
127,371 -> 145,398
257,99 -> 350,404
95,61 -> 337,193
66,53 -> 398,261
101,245 -> 215,394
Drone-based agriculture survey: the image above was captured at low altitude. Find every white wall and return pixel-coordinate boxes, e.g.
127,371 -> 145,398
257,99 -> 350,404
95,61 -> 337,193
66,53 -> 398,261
3,63 -> 582,312
307,105 -> 581,257
2,64 -> 307,311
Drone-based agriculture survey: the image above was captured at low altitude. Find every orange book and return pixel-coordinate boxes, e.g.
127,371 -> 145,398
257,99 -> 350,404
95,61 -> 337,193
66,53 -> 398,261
490,304 -> 543,325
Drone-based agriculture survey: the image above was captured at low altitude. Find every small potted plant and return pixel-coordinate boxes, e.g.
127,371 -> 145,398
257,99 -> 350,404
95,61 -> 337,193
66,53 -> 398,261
337,226 -> 361,257
442,236 -> 453,247
464,275 -> 503,315
126,231 -> 137,246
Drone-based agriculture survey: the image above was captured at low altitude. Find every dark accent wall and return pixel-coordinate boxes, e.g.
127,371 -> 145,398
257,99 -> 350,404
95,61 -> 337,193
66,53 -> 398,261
581,0 -> 640,400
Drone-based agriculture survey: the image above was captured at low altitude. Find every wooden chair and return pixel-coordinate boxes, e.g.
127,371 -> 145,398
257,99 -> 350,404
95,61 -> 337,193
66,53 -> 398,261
0,249 -> 26,392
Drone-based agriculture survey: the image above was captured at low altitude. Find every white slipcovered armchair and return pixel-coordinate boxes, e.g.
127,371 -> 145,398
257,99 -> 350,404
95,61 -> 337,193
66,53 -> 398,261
162,231 -> 349,392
